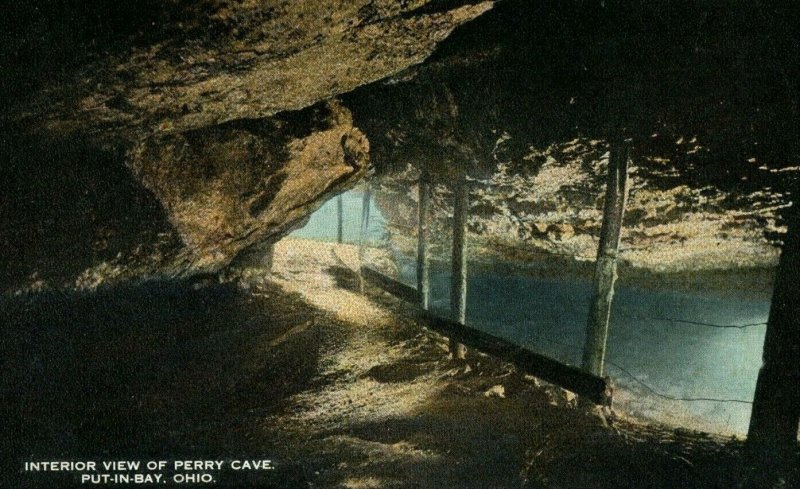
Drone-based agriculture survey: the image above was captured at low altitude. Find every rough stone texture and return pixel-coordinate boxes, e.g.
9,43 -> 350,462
343,0 -> 799,286
6,0 -> 798,290
38,0 -> 494,138
2,0 -> 496,289
128,100 -> 369,272
370,140 -> 785,276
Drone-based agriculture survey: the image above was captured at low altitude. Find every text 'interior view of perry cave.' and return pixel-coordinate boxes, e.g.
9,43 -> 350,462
1,1 -> 799,488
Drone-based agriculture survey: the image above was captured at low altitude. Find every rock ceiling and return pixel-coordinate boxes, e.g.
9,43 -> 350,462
2,0 -> 799,292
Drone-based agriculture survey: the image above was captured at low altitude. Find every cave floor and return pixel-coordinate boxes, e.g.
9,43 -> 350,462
2,238 -> 796,488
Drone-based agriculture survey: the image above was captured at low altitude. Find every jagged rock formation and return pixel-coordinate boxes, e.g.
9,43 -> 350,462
1,0 -> 494,291
346,0 -> 799,288
128,100 -> 368,272
370,139 -> 785,279
3,0 -> 799,293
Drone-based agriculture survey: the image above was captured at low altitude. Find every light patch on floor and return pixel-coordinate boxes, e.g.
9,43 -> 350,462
265,237 -> 441,437
273,239 -> 395,327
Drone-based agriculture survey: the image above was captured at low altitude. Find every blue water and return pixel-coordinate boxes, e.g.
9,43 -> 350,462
290,190 -> 770,435
290,190 -> 387,244
419,268 -> 768,433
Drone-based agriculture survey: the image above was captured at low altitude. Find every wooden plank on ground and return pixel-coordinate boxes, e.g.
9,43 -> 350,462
361,264 -> 612,405
423,311 -> 613,405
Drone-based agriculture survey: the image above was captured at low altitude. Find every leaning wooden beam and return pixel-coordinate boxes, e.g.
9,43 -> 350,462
423,311 -> 613,405
336,194 -> 344,244
582,139 -> 631,376
417,170 -> 431,310
748,200 -> 800,451
361,266 -> 421,304
451,171 -> 469,325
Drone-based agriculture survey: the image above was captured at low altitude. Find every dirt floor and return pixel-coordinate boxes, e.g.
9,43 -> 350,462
1,238 -> 797,488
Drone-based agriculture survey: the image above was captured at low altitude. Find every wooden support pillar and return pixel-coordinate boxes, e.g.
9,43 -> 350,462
451,171 -> 469,325
417,171 -> 431,310
358,184 -> 372,292
748,201 -> 800,453
336,194 -> 344,244
582,139 -> 631,376
449,171 -> 469,361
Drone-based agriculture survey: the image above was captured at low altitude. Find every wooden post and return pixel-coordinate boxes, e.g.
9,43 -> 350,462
336,194 -> 344,244
450,171 -> 469,360
451,171 -> 469,324
358,183 -> 372,292
748,201 -> 800,453
417,171 -> 431,310
582,139 -> 631,376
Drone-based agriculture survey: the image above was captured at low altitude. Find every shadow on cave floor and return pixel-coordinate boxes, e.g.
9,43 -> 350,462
0,278 -> 324,487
